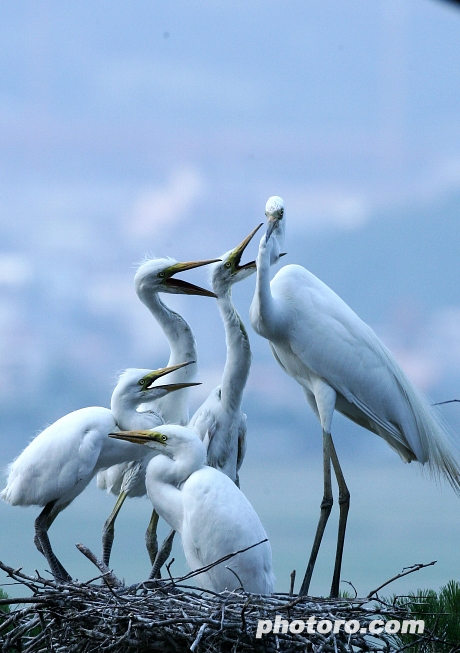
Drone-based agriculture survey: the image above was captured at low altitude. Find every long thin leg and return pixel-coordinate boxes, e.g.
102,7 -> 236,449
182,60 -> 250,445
102,490 -> 128,566
329,435 -> 350,598
34,501 -> 72,582
149,529 -> 176,580
299,430 -> 333,596
145,509 -> 160,565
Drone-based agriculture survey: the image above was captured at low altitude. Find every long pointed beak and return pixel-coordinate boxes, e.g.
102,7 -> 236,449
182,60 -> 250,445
150,382 -> 201,392
165,259 -> 221,297
141,361 -> 195,389
265,217 -> 277,242
109,430 -> 164,445
231,223 -> 263,270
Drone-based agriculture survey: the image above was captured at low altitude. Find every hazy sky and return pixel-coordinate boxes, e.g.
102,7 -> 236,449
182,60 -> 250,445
1,0 -> 460,599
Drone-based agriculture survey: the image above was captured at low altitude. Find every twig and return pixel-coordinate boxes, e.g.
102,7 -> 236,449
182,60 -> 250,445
75,543 -> 123,589
367,560 -> 437,598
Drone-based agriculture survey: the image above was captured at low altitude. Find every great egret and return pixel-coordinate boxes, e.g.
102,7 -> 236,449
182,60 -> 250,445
0,363 -> 195,582
189,225 -> 262,484
97,257 -> 218,566
249,195 -> 460,598
110,425 -> 275,594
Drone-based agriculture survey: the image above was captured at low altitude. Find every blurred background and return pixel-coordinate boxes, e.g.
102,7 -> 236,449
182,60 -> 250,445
1,0 -> 460,599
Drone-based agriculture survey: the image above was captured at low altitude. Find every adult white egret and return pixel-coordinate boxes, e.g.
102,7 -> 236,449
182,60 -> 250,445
98,257 -> 219,566
110,425 -> 275,594
0,363 -> 195,582
189,225 -> 262,484
249,195 -> 460,598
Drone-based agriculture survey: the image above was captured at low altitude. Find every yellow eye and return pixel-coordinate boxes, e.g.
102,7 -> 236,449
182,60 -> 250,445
158,271 -> 165,277
225,262 -> 231,268
161,435 -> 167,442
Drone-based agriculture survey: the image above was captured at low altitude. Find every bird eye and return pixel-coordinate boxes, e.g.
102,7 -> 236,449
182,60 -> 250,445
139,379 -> 145,385
158,272 -> 165,278
225,262 -> 231,268
161,435 -> 167,442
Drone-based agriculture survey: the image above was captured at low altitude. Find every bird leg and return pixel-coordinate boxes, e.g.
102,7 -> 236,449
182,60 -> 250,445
145,509 -> 160,565
34,501 -> 72,583
33,502 -> 60,554
299,430 -> 333,596
149,529 -> 176,580
329,435 -> 350,598
102,490 -> 128,566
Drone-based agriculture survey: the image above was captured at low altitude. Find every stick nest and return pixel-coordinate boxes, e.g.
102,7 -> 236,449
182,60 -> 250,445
0,559 -> 448,653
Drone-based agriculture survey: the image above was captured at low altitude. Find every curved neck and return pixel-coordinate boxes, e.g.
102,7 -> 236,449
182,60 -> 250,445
110,387 -> 146,430
250,238 -> 280,338
137,290 -> 197,424
146,439 -> 206,533
217,288 -> 251,413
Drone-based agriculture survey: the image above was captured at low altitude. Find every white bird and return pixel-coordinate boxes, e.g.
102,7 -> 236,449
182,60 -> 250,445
0,363 -> 195,582
189,225 -> 262,484
97,256 -> 218,566
109,425 -> 275,594
249,195 -> 460,598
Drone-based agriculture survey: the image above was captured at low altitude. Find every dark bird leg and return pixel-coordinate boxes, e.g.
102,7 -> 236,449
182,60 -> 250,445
145,509 -> 160,565
329,435 -> 350,598
299,430 -> 333,596
102,490 -> 128,566
149,529 -> 176,580
34,501 -> 72,582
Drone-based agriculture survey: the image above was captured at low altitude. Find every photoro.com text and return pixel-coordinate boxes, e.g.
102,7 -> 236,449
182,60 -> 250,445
255,614 -> 424,638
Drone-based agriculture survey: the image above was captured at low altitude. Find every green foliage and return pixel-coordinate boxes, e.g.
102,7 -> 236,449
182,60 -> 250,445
390,580 -> 460,652
0,588 -> 10,614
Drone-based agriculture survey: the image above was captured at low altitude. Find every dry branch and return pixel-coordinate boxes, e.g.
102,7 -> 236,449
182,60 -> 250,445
0,555 -> 452,653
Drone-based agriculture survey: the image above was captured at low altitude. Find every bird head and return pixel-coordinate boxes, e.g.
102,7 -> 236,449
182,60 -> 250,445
119,362 -> 201,401
109,424 -> 202,459
265,196 -> 285,242
134,257 -> 221,301
210,223 -> 263,294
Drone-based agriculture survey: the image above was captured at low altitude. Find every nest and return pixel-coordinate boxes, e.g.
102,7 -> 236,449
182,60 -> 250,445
0,553 -> 450,653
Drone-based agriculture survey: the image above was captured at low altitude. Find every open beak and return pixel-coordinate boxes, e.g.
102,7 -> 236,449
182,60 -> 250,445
140,360 -> 192,389
230,223 -> 263,271
164,259 -> 221,297
109,430 -> 164,445
140,361 -> 201,392
151,382 -> 201,392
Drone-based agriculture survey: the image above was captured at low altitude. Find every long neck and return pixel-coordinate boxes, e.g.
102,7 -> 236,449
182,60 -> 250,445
217,288 -> 251,413
250,237 -> 281,338
110,386 -> 150,430
138,290 -> 197,424
146,439 -> 206,533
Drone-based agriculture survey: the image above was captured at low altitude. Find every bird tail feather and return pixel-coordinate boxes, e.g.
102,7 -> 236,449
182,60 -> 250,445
370,329 -> 460,494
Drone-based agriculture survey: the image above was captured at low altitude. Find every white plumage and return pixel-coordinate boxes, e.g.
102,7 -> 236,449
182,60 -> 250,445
96,256 -> 216,566
110,425 -> 275,594
250,195 -> 460,597
0,365 -> 190,581
189,226 -> 261,484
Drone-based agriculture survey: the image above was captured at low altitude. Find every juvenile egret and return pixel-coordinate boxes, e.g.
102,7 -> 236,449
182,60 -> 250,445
110,425 -> 275,594
0,363 -> 195,582
249,196 -> 460,598
98,257 -> 218,566
189,225 -> 262,484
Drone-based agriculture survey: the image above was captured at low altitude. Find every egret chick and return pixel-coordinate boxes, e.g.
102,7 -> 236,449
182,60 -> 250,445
1,363 -> 195,582
98,256 -> 218,566
110,425 -> 275,594
189,224 -> 263,484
